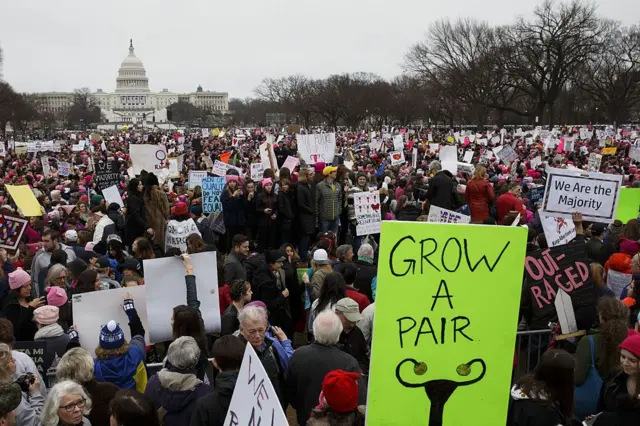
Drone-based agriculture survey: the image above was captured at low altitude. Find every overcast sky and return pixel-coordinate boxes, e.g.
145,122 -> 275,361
1,0 -> 637,99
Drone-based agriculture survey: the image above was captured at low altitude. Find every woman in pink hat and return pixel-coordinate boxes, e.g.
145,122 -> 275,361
1,269 -> 45,341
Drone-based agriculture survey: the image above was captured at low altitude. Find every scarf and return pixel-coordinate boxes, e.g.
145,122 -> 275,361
34,323 -> 64,340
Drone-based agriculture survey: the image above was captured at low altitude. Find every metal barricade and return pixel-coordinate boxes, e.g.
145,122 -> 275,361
513,329 -> 553,383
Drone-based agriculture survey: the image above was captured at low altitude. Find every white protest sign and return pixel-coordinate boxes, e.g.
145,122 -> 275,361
201,128 -> 210,138
439,145 -> 458,175
0,142 -> 5,158
72,285 -> 150,357
224,344 -> 288,426
530,156 -> 542,169
427,205 -> 471,224
168,158 -> 179,178
143,252 -> 221,342
630,147 -> 640,163
607,270 -> 632,298
188,171 -> 208,189
129,144 -> 168,175
369,139 -> 382,151
259,141 -> 279,171
541,167 -> 623,223
554,289 -> 577,335
354,191 -> 382,236
57,162 -> 71,177
282,155 -> 299,172
165,218 -> 202,252
463,150 -> 473,163
203,156 -> 214,170
389,150 -> 405,166
429,143 -> 439,154
412,148 -> 418,169
588,153 -> 602,172
41,156 -> 51,176
102,185 -> 124,208
540,215 -> 576,247
297,133 -> 336,164
251,163 -> 264,181
211,161 -> 229,177
393,135 -> 404,151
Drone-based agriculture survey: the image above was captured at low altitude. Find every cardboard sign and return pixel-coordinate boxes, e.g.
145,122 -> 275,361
354,191 -> 382,236
393,135 -> 404,151
496,146 -> 518,164
367,222 -> 527,426
282,155 -> 299,172
143,252 -> 221,342
439,146 -> 458,175
13,341 -> 56,387
250,163 -> 264,181
188,171 -> 208,190
6,185 -> 41,217
588,153 -> 602,172
602,147 -> 617,155
0,214 -> 28,252
427,205 -> 471,224
58,162 -> 71,177
463,150 -> 473,163
201,177 -> 225,214
224,344 -> 288,425
259,141 -> 279,172
390,150 -> 405,166
541,168 -> 622,223
530,156 -> 542,169
129,144 -> 168,175
615,188 -> 640,223
540,215 -> 576,248
297,133 -> 336,164
165,219 -> 202,252
72,285 -> 150,357
523,240 -> 595,329
41,156 -> 51,176
94,161 -> 120,191
607,270 -> 632,298
102,185 -> 124,208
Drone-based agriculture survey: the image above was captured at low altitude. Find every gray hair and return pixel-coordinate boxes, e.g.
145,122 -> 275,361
45,264 -> 67,289
357,244 -> 374,260
336,245 -> 353,260
40,380 -> 91,426
0,343 -> 12,383
56,348 -> 94,383
313,311 -> 343,345
167,336 -> 201,370
238,305 -> 268,327
429,160 -> 442,172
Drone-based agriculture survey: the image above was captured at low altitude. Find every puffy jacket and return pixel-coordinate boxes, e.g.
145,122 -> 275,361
315,179 -> 343,221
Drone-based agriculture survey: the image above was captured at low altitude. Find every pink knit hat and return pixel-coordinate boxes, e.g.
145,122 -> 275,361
33,306 -> 59,325
8,268 -> 31,290
45,286 -> 68,307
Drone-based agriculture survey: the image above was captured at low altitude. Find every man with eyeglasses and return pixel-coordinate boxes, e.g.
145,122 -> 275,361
30,230 -> 77,298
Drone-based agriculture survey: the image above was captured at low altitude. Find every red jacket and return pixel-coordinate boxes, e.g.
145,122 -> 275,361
496,192 -> 525,223
464,179 -> 495,223
346,287 -> 370,312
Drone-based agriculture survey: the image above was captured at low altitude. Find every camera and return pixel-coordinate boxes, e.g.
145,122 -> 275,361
15,373 -> 36,393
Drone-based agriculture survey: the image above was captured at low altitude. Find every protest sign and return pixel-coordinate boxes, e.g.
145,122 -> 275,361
165,218 -> 202,252
13,341 -> 56,386
0,215 -> 28,252
523,240 -> 595,329
188,171 -> 208,189
282,155 -> 299,172
40,156 -> 51,176
588,153 -> 602,172
427,205 -> 471,224
201,177 -> 225,214
354,191 -> 382,236
496,146 -> 518,164
526,186 -> 545,206
94,161 -> 120,191
630,147 -> 640,162
144,252 -> 221,342
211,160 -> 229,177
457,162 -> 475,175
393,135 -> 404,151
602,147 -> 617,155
102,185 -> 124,208
168,158 -> 179,178
390,150 -> 405,166
297,133 -> 336,164
463,150 -> 473,163
615,188 -> 640,223
555,289 -> 577,334
224,344 -> 288,426
540,168 -> 622,223
367,222 -> 527,426
72,285 -> 150,357
250,163 -> 264,181
6,185 -> 42,217
57,162 -> 71,176
530,156 -> 542,169
439,145 -> 458,175
259,141 -> 279,171
607,270 -> 632,298
129,144 -> 168,175
540,215 -> 576,248
0,142 -> 5,157
203,156 -> 214,170
412,148 -> 418,169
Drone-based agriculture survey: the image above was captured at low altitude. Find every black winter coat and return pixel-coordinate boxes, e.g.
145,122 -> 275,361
1,292 -> 37,341
221,189 -> 247,228
507,398 -> 574,426
145,371 -> 213,426
594,370 -> 640,426
396,204 -> 422,221
252,264 -> 291,332
353,260 -> 377,303
256,191 -> 278,228
124,192 -> 147,247
426,170 -> 457,211
277,191 -> 295,226
190,371 -> 238,426
297,182 -> 315,235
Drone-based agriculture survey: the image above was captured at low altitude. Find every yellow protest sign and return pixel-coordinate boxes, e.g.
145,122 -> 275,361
6,185 -> 43,217
212,128 -> 220,136
446,136 -> 455,143
602,147 -> 617,155
367,222 -> 527,426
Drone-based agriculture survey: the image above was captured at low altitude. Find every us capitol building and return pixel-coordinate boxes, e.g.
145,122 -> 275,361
35,40 -> 229,125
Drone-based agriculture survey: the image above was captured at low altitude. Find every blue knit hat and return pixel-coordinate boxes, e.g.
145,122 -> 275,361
99,320 -> 125,349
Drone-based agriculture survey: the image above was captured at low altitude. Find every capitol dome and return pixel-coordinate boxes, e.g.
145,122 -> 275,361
115,39 -> 150,93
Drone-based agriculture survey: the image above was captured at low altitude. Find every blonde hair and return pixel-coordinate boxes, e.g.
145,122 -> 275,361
40,380 -> 92,426
56,348 -> 94,383
472,165 -> 487,180
0,343 -> 12,383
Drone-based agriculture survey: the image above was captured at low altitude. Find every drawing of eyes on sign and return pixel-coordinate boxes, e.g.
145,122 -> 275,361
366,222 -> 527,426
540,167 -> 622,223
296,133 -> 336,164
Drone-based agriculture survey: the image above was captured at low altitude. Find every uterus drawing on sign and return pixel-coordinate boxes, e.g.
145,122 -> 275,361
395,358 -> 487,426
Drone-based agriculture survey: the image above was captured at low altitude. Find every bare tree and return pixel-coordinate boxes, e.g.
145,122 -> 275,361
255,75 -> 317,128
66,88 -> 102,128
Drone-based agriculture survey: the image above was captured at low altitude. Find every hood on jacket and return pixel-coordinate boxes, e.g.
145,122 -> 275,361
510,385 -> 548,401
215,371 -> 239,399
150,370 -> 206,413
94,347 -> 143,390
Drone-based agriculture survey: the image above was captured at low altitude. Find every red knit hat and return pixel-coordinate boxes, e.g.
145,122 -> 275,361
619,332 -> 640,358
321,370 -> 360,413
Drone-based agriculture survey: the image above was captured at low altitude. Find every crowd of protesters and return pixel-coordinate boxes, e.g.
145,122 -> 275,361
0,124 -> 638,425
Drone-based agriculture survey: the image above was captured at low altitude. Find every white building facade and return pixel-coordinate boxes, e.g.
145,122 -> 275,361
35,40 -> 229,125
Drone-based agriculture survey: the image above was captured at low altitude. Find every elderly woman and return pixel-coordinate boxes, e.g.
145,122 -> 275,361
144,337 -> 213,426
44,264 -> 68,290
0,343 -> 44,426
56,348 -> 118,426
237,305 -> 293,409
40,380 -> 92,426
